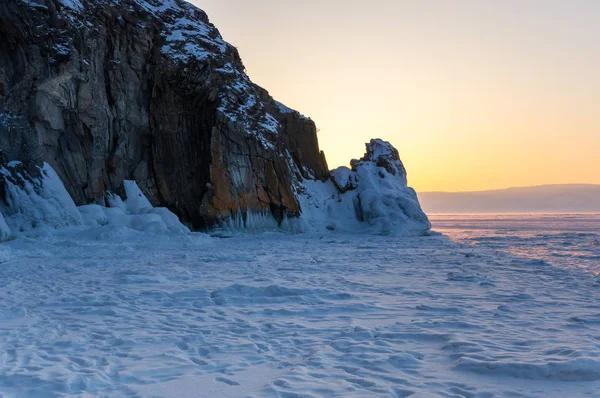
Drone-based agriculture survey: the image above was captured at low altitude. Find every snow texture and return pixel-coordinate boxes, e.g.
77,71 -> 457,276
0,211 -> 11,242
0,162 -> 83,234
432,213 -> 600,273
0,214 -> 599,396
299,139 -> 431,235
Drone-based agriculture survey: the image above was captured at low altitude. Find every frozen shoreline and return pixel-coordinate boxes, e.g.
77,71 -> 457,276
1,224 -> 599,397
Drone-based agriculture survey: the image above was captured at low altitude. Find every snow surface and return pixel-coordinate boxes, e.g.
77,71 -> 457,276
431,213 -> 600,274
1,217 -> 599,397
78,179 -> 191,236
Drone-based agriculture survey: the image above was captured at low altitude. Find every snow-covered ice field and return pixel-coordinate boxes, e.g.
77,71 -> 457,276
1,214 -> 600,397
432,213 -> 600,274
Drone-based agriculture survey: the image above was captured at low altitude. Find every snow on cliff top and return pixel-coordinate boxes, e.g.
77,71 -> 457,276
149,0 -> 282,147
48,0 -> 282,149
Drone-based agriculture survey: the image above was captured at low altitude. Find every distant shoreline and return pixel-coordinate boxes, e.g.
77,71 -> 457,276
420,183 -> 600,195
418,184 -> 600,214
428,212 -> 600,215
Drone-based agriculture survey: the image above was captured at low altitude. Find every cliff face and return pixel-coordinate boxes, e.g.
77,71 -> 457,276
0,0 -> 328,229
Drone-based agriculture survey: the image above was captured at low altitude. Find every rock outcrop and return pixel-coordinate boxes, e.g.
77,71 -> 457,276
0,0 -> 327,229
300,139 -> 431,235
334,139 -> 431,233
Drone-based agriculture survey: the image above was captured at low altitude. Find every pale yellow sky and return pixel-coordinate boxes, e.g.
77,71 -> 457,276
195,0 -> 600,192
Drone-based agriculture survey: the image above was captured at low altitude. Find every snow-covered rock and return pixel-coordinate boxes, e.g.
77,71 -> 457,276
0,161 -> 189,237
0,211 -> 11,242
299,139 -> 431,235
81,181 -> 191,235
331,166 -> 358,193
0,162 -> 83,234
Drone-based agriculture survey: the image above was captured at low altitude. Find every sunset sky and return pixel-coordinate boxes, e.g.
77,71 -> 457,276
196,0 -> 600,192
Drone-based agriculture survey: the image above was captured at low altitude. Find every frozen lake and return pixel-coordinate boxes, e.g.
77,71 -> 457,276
431,213 -> 600,274
0,214 -> 599,397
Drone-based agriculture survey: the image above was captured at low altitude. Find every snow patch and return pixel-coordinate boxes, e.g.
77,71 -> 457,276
275,100 -> 310,120
57,0 -> 83,11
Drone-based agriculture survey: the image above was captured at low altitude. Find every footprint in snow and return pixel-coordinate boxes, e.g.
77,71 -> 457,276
215,377 -> 240,386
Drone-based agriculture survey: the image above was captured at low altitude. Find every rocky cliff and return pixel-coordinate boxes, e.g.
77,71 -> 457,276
0,0 -> 328,229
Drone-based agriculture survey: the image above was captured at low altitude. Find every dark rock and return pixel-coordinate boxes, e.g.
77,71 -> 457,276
351,138 -> 408,179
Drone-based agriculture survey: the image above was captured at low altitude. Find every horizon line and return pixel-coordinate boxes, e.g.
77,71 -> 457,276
421,183 -> 600,194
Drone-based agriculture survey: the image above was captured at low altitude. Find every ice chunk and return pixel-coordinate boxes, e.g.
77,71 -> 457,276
123,180 -> 153,215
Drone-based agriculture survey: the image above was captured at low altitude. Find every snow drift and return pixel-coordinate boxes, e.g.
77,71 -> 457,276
0,162 -> 189,237
0,162 -> 83,234
298,139 -> 431,235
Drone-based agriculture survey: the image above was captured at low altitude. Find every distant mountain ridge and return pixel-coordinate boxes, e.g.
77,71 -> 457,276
419,184 -> 600,214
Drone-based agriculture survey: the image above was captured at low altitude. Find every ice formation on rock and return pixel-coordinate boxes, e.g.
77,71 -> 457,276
0,211 -> 11,242
0,161 -> 189,236
0,162 -> 83,234
79,180 -> 191,235
299,139 -> 431,235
